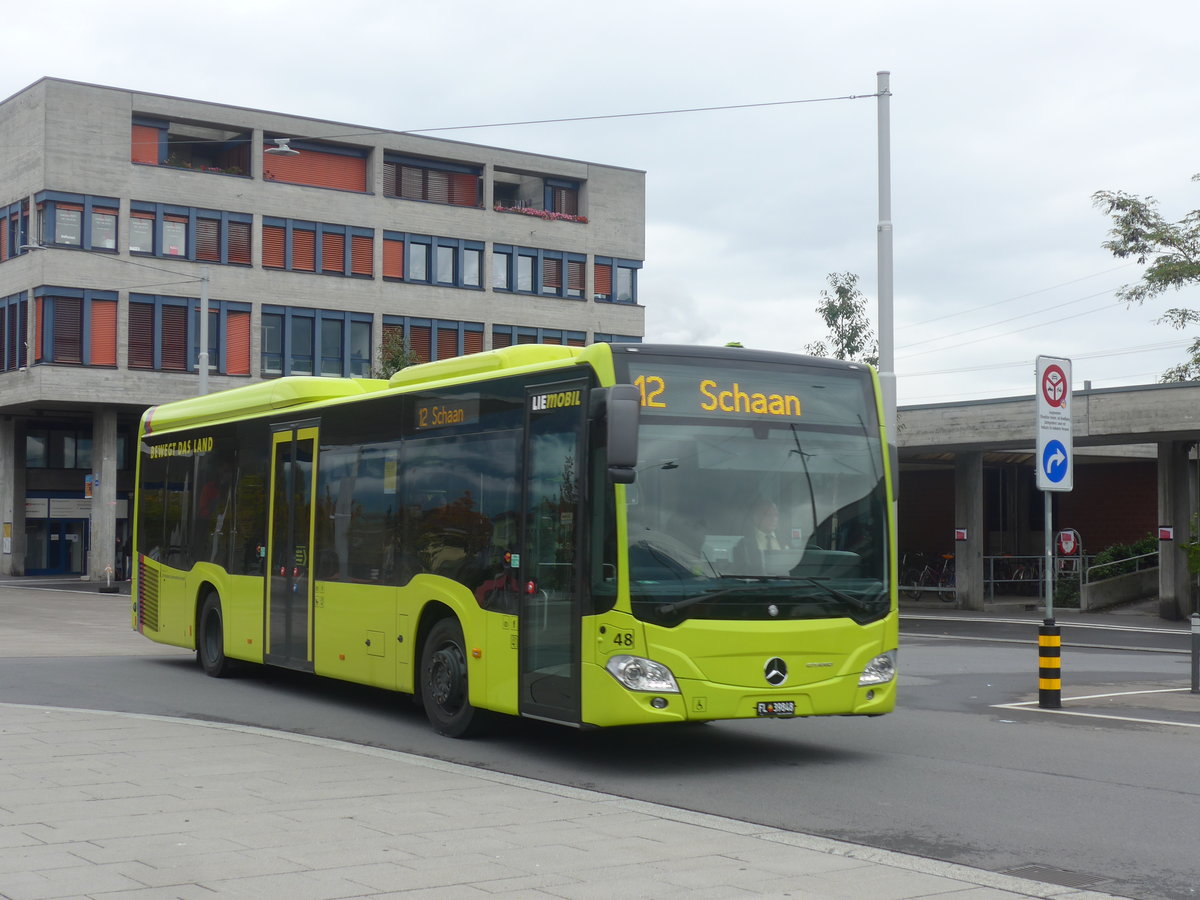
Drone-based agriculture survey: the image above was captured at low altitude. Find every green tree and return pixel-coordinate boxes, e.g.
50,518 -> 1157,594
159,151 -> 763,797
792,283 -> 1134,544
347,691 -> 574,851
1093,174 -> 1200,381
372,329 -> 419,379
804,272 -> 878,365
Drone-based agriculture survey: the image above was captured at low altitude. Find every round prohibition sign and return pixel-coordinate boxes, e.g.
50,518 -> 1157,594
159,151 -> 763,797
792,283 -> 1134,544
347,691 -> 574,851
1042,364 -> 1067,408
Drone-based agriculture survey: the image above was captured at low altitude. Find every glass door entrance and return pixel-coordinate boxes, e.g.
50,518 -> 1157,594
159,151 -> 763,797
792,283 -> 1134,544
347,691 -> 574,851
24,519 -> 88,575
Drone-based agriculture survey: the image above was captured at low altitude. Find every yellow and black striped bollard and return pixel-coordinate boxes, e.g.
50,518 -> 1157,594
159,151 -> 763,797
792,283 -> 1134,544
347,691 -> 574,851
1038,619 -> 1061,709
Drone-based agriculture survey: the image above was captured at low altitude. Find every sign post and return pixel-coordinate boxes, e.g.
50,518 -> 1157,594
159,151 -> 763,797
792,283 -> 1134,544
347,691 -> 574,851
1035,355 -> 1072,709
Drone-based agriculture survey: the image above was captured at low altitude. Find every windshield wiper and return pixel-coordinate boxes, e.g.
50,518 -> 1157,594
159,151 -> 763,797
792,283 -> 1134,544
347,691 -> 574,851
655,580 -> 789,616
654,576 -> 882,617
795,577 -> 881,613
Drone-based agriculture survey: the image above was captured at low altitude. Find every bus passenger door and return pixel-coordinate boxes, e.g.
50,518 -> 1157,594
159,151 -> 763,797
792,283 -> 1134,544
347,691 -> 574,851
265,423 -> 319,672
519,380 -> 588,725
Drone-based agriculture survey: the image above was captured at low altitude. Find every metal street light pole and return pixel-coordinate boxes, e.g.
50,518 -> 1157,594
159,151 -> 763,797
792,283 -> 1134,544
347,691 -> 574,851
197,267 -> 209,396
876,70 -> 896,442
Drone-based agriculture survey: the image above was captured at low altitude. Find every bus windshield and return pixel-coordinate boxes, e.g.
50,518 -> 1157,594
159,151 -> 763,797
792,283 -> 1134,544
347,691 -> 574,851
617,353 -> 889,627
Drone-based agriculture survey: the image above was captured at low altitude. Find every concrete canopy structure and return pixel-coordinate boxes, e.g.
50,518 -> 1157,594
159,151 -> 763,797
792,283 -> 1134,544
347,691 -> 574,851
0,77 -> 646,580
898,381 -> 1200,619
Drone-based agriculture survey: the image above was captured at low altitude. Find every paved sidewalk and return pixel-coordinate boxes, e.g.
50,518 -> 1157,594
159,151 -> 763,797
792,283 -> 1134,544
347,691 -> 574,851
0,702 -> 1129,900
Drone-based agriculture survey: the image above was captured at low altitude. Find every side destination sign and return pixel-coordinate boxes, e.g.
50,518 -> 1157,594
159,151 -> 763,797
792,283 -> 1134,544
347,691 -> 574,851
415,396 -> 479,430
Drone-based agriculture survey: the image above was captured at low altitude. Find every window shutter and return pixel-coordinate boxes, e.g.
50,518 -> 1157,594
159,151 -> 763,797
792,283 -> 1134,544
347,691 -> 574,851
382,238 -> 404,279
263,146 -> 366,192
594,263 -> 613,297
34,298 -> 43,361
128,303 -> 154,369
463,330 -> 483,355
400,166 -> 424,201
543,258 -> 562,290
567,335 -> 585,347
516,332 -> 537,345
90,299 -> 117,366
226,310 -> 250,375
53,297 -> 83,364
351,234 -> 373,276
567,260 -> 585,294
409,324 -> 432,364
383,162 -> 398,197
551,187 -> 578,216
131,124 -> 160,164
160,305 -> 188,371
262,225 -> 286,268
196,219 -> 220,262
542,334 -> 562,345
436,326 -> 458,360
321,231 -> 345,274
228,221 -> 251,265
449,173 -> 479,207
491,329 -> 512,349
292,229 -> 316,271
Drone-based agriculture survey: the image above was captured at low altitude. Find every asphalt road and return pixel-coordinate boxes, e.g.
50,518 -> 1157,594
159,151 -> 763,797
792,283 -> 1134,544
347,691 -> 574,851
3,582 -> 1198,900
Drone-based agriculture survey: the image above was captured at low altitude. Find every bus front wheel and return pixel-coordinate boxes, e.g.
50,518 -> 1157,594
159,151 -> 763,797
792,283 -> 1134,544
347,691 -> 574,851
420,617 -> 490,738
197,592 -> 235,678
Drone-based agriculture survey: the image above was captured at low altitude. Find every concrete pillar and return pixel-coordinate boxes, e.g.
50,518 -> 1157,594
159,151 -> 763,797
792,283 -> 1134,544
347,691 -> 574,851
954,452 -> 985,610
1158,441 -> 1197,620
88,407 -> 118,583
0,417 -> 27,575
0,417 -> 15,575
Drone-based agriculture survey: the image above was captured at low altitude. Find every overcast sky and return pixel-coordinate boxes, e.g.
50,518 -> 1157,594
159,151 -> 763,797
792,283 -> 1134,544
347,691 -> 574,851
7,0 -> 1199,405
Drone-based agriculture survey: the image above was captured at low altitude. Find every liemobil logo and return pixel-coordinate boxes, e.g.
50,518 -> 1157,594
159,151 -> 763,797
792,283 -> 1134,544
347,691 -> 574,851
764,657 -> 788,686
530,390 -> 582,411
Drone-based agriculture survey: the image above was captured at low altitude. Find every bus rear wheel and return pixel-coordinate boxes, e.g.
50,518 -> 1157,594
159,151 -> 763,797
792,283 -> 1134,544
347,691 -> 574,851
197,592 -> 235,678
420,617 -> 490,738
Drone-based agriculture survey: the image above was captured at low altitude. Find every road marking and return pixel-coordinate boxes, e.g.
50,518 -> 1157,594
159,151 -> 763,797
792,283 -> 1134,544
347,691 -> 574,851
901,613 -> 1185,636
993,688 -> 1200,729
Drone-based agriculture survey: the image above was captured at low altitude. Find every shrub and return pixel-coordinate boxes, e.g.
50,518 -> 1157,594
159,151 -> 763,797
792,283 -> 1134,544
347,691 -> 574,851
1088,535 -> 1158,581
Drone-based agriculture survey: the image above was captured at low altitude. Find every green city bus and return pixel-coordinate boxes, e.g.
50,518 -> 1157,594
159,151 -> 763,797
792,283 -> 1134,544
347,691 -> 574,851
132,342 -> 897,736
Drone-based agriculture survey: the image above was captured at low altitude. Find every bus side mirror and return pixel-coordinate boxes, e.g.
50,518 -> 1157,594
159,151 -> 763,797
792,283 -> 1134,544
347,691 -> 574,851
605,384 -> 640,484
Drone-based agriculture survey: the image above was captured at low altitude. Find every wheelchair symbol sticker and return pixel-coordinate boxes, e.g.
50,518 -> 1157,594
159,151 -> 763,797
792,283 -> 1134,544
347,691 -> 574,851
1042,439 -> 1069,483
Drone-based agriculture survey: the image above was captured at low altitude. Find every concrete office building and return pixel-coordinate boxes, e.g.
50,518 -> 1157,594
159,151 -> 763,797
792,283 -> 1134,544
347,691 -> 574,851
0,78 -> 646,579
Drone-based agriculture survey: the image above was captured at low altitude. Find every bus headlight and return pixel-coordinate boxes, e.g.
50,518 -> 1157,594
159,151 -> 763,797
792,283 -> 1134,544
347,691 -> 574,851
859,651 -> 897,686
606,655 -> 680,693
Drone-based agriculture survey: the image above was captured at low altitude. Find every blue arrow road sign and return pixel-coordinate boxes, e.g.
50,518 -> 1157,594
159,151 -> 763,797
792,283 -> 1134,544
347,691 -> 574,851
1042,439 -> 1069,484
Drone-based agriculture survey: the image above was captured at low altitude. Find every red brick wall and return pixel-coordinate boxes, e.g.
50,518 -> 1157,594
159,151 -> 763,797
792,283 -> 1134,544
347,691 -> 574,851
1056,461 -> 1157,553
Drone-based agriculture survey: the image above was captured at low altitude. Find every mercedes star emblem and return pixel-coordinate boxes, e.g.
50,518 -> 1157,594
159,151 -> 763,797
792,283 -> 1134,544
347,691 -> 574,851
764,657 -> 788,686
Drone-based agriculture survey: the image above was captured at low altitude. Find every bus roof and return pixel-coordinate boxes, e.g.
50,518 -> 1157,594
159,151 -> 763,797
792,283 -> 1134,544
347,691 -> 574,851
142,344 -> 605,435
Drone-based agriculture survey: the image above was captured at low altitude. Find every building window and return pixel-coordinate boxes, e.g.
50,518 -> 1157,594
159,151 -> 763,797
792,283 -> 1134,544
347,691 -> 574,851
131,116 -> 251,176
31,288 -> 118,367
25,427 -> 93,470
492,249 -> 510,290
383,154 -> 481,207
594,257 -> 642,304
128,294 -> 251,375
35,193 -> 120,252
493,245 -> 583,298
545,179 -> 580,216
493,170 -> 587,223
591,333 -> 643,344
382,316 -> 483,365
379,233 -> 481,289
492,325 -> 585,348
1,200 -> 30,263
263,138 -> 368,192
263,219 -> 373,277
261,306 -> 373,378
130,203 -> 251,265
1,292 -> 29,372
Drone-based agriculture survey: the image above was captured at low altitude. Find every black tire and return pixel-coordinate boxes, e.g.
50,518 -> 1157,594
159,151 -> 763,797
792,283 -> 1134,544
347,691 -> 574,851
420,617 -> 490,738
197,592 -> 235,678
